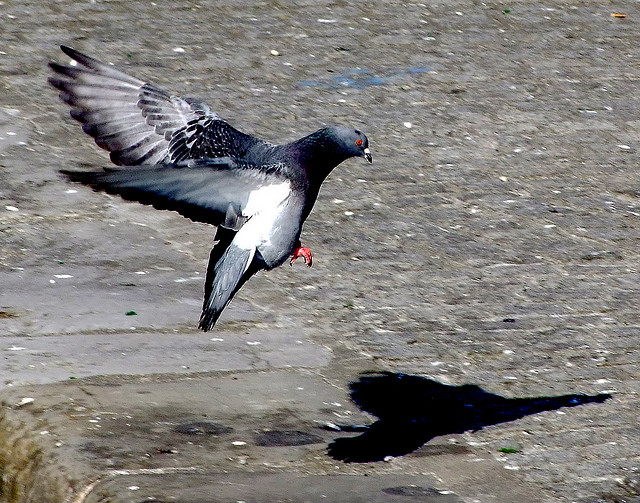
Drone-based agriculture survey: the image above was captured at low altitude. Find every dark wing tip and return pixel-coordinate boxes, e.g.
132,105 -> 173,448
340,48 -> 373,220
48,62 -> 83,80
58,45 -> 105,71
59,169 -> 102,186
59,45 -> 84,62
47,77 -> 71,92
48,61 -> 65,73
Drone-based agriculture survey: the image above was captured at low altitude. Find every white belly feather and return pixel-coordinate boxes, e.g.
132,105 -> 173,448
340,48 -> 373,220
233,181 -> 293,258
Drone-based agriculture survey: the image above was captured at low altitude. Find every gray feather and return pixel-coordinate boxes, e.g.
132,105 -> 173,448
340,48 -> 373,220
199,244 -> 255,331
60,160 -> 287,227
48,46 -> 272,167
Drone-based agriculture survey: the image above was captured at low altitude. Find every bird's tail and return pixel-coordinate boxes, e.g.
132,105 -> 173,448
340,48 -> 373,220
198,243 -> 256,331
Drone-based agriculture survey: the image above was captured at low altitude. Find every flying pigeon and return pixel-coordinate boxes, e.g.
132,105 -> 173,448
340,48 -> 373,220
49,46 -> 372,331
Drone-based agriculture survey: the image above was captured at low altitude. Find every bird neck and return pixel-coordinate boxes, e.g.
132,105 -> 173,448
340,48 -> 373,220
284,128 -> 350,183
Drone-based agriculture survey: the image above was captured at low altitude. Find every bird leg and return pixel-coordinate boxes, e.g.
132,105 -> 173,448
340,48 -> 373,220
290,241 -> 313,267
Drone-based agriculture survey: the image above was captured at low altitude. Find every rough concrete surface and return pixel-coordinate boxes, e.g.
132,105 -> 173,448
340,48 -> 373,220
1,0 -> 639,502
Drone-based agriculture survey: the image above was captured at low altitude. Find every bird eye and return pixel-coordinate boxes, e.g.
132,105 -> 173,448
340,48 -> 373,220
355,139 -> 363,146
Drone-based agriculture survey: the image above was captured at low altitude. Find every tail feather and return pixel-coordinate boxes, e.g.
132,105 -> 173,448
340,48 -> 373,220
199,243 -> 256,331
203,228 -> 235,313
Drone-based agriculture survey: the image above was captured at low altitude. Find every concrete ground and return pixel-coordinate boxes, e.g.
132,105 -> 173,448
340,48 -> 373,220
1,0 -> 639,502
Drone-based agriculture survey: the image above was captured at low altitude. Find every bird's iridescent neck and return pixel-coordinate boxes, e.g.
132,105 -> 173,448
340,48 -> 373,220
282,128 -> 349,182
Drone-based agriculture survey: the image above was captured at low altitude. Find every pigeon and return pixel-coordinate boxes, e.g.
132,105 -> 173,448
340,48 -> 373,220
49,46 -> 372,331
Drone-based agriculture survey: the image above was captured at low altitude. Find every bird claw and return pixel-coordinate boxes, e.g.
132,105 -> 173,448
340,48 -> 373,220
290,245 -> 313,267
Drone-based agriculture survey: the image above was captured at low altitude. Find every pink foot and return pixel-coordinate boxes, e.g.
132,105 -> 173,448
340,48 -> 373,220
290,243 -> 313,267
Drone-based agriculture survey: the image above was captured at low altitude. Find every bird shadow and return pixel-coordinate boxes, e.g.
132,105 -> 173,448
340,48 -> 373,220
327,371 -> 611,463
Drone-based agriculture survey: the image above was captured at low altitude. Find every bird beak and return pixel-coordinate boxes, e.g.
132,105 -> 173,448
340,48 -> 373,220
363,147 -> 372,163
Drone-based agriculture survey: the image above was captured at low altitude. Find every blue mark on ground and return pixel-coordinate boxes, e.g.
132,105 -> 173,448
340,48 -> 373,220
298,67 -> 432,89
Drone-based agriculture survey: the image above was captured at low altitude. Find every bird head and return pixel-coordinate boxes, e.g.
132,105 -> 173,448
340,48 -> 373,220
329,125 -> 372,164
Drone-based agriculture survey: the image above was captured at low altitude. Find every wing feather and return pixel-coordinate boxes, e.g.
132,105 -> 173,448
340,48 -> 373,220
60,160 -> 287,227
50,46 -> 216,165
50,46 -> 274,169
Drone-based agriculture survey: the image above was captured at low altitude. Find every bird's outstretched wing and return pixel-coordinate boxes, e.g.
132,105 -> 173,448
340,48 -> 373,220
49,46 -> 267,166
61,159 -> 288,230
